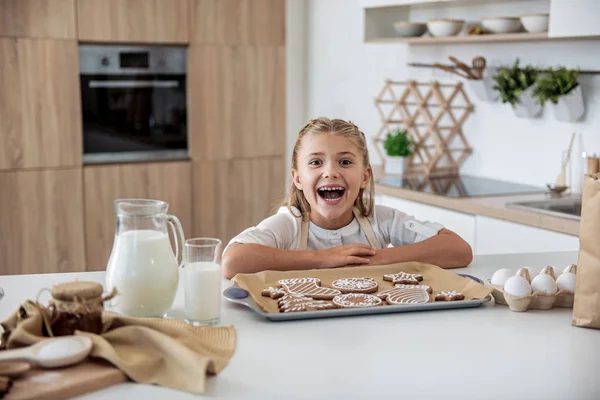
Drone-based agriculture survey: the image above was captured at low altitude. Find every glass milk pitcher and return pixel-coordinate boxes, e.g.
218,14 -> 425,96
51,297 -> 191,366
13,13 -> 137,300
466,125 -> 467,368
105,199 -> 185,318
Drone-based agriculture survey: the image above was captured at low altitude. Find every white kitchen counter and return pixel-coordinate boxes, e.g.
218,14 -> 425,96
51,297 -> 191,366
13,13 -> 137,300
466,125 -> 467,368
1,251 -> 598,400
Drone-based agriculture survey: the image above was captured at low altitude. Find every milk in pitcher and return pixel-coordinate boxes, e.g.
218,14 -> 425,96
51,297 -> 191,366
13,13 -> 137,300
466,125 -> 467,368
106,229 -> 179,317
184,262 -> 222,325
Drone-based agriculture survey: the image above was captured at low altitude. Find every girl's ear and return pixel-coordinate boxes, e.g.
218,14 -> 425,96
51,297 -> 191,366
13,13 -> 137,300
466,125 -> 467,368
291,168 -> 302,190
360,165 -> 372,189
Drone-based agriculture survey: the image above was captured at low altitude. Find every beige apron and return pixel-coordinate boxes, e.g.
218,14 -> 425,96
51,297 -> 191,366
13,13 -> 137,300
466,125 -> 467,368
297,207 -> 382,251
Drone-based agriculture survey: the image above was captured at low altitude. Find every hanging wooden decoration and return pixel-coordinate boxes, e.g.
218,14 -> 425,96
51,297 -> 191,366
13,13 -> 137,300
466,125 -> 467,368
373,80 -> 474,177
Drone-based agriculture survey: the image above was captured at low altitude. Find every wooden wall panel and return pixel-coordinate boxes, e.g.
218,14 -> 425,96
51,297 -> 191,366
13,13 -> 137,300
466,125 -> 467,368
83,161 -> 192,271
192,156 -> 286,244
188,45 -> 285,160
190,0 -> 285,45
76,0 -> 189,43
0,168 -> 85,275
0,0 -> 76,39
0,38 -> 82,170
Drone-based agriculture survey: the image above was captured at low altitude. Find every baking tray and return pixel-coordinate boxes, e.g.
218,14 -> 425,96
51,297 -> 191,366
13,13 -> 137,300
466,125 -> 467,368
223,274 -> 492,321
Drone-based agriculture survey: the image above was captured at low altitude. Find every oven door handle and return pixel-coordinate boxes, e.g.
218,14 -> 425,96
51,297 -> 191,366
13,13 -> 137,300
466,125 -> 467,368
88,80 -> 180,88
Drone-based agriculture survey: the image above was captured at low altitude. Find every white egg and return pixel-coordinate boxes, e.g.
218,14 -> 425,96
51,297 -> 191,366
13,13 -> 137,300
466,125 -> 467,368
531,274 -> 558,295
556,272 -> 577,293
504,276 -> 532,297
491,268 -> 514,286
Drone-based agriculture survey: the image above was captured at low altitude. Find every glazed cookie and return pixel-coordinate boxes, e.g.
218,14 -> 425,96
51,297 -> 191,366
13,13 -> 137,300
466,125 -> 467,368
277,293 -> 337,313
261,287 -> 287,299
435,291 -> 465,301
383,272 -> 423,285
331,277 -> 379,294
332,293 -> 382,308
377,284 -> 432,305
278,277 -> 341,300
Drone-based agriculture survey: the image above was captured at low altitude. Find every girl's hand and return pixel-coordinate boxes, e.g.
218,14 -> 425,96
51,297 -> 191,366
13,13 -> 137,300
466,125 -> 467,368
313,244 -> 376,269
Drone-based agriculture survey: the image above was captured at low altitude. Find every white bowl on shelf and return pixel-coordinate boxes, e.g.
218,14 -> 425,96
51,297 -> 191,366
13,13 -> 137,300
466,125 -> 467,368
520,13 -> 549,33
426,19 -> 465,37
394,22 -> 427,37
481,17 -> 522,34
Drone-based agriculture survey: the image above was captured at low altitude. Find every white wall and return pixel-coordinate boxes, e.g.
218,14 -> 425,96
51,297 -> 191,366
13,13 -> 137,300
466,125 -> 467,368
293,0 -> 600,193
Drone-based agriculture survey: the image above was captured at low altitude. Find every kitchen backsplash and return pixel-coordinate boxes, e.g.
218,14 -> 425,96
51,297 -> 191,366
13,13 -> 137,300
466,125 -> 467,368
289,0 -> 600,193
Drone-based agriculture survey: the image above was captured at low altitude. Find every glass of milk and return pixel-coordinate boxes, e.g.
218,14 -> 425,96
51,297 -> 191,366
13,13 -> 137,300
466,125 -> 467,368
183,238 -> 223,326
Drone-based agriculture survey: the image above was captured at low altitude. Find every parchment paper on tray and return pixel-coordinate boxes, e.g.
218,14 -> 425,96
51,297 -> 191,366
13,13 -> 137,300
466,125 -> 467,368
232,262 -> 492,313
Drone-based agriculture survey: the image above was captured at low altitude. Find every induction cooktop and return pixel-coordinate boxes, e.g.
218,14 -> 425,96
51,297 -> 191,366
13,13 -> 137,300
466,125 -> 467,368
377,174 -> 547,198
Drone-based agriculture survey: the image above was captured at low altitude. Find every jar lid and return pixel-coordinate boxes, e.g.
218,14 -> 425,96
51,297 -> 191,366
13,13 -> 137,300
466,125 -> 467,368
51,282 -> 103,301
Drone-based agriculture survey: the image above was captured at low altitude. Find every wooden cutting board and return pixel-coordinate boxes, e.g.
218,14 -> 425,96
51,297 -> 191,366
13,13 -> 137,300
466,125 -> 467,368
7,360 -> 127,400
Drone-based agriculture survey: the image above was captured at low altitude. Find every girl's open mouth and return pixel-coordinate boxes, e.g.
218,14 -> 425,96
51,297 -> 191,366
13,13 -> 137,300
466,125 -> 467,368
317,186 -> 345,205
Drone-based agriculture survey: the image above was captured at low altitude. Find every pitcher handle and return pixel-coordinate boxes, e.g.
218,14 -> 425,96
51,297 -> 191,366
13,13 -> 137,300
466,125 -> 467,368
167,214 -> 185,268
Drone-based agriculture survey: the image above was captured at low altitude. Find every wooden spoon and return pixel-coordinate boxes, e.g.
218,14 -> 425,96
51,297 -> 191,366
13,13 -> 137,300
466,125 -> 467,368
0,336 -> 92,369
0,362 -> 31,378
449,56 -> 479,80
433,63 -> 473,79
472,56 -> 487,79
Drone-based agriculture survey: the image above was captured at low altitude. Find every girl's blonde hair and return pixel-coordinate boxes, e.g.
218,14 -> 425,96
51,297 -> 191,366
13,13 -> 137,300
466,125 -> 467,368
285,117 -> 375,221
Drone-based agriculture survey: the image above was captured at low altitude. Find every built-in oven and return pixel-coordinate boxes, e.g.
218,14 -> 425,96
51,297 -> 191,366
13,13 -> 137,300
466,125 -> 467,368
79,45 -> 188,164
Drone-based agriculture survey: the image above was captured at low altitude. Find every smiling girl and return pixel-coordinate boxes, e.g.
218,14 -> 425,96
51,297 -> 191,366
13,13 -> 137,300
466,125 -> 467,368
222,118 -> 473,279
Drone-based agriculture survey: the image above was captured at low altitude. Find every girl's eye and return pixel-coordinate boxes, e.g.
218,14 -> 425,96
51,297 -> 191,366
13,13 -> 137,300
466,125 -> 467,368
340,159 -> 352,165
309,160 -> 322,166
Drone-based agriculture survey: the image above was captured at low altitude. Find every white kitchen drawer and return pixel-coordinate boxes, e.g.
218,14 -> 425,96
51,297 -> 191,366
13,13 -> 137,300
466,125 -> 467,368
377,195 -> 477,251
475,215 -> 580,255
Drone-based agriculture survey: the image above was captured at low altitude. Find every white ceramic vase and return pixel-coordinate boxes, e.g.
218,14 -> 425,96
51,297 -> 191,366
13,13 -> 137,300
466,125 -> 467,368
385,156 -> 405,176
513,86 -> 542,118
549,85 -> 585,122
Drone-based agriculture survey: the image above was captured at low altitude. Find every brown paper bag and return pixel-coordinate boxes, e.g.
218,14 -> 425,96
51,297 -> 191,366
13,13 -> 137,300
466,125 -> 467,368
573,173 -> 600,328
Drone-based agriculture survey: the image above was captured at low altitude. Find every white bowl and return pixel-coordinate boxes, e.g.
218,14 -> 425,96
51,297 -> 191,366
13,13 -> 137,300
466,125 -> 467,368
394,22 -> 427,37
520,14 -> 549,33
427,19 -> 465,37
481,17 -> 522,34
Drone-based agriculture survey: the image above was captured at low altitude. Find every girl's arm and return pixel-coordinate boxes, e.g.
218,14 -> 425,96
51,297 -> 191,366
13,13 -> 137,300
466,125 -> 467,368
369,229 -> 473,269
222,243 -> 376,279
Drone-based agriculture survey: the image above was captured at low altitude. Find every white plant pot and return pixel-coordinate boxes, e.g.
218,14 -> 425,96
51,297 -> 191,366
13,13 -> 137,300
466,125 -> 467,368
385,156 -> 405,176
469,67 -> 499,102
513,86 -> 542,118
549,85 -> 585,122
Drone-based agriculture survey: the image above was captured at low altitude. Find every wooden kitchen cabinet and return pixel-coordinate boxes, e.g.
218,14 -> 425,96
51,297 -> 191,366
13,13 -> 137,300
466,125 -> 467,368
0,168 -> 86,275
190,0 -> 285,45
76,0 -> 189,43
188,45 -> 286,161
192,156 -> 286,244
0,38 -> 82,171
474,215 -> 580,255
83,161 -> 192,271
376,194 -> 477,251
0,0 -> 76,39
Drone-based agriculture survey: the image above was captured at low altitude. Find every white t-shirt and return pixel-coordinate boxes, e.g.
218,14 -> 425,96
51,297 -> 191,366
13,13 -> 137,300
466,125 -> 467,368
224,205 -> 444,253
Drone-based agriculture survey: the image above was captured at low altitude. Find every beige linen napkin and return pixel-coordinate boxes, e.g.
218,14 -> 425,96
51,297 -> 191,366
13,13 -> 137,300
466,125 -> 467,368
1,301 -> 236,394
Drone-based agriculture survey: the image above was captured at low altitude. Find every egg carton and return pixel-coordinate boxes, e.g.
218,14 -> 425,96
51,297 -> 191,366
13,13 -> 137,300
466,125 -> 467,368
488,265 -> 576,312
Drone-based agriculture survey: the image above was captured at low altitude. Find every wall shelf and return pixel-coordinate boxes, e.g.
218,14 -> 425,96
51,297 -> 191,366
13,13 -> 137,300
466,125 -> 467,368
366,32 -> 600,45
363,0 -> 600,45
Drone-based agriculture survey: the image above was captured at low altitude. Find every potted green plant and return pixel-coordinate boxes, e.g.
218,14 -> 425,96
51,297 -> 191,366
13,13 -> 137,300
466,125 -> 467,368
493,59 -> 541,118
533,67 -> 584,122
383,129 -> 413,175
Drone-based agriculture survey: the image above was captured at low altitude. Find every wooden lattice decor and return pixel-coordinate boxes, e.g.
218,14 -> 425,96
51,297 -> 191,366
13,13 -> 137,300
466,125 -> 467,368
373,80 -> 474,178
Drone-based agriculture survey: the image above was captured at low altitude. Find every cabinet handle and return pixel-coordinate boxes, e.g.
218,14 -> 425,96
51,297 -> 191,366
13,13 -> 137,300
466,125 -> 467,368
88,80 -> 179,88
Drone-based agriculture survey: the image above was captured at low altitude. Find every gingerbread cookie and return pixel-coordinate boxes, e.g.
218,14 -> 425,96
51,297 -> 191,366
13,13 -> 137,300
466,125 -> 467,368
332,293 -> 382,308
435,291 -> 465,301
277,277 -> 341,299
277,293 -> 337,313
377,284 -> 432,305
331,277 -> 379,294
383,272 -> 423,285
261,287 -> 287,299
